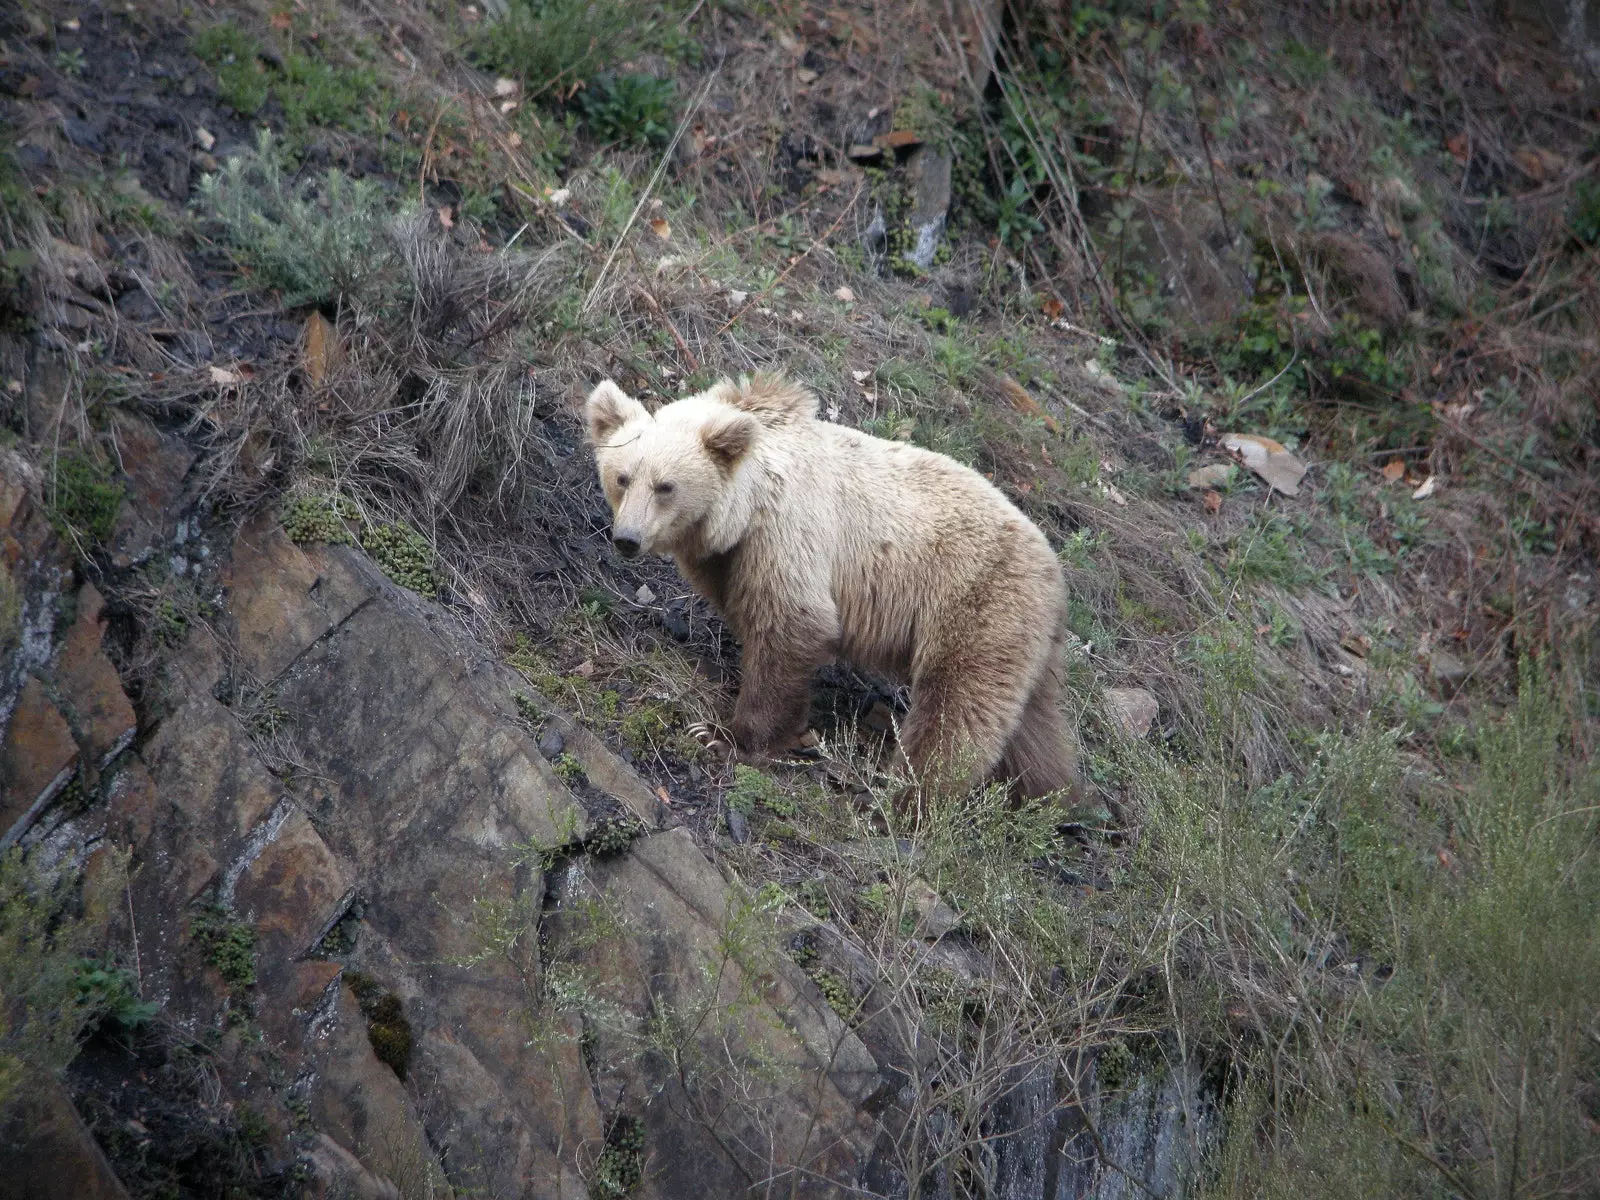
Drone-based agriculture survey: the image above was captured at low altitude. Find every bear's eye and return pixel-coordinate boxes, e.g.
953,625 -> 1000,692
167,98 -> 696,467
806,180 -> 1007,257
615,473 -> 631,489
653,482 -> 675,497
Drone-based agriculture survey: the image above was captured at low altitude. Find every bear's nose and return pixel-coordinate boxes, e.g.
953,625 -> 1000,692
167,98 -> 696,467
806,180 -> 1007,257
613,534 -> 641,559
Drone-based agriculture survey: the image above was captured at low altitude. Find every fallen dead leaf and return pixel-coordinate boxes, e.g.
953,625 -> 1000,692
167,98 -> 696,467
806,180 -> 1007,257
796,67 -> 819,84
1041,296 -> 1064,319
656,785 -> 672,804
493,77 -> 518,97
998,376 -> 1060,432
635,583 -> 656,604
777,31 -> 801,54
573,659 -> 596,678
270,11 -> 292,29
1341,631 -> 1372,658
851,369 -> 871,384
1446,132 -> 1469,163
1412,475 -> 1438,500
1512,146 -> 1564,183
1103,482 -> 1128,506
648,216 -> 671,240
833,285 -> 855,302
1382,458 -> 1406,483
874,130 -> 921,152
302,311 -> 335,386
1221,432 -> 1307,496
437,205 -> 454,229
1187,463 -> 1235,489
547,187 -> 571,206
1202,489 -> 1223,514
208,365 -> 242,386
499,99 -> 517,114
1106,688 -> 1159,738
195,127 -> 216,151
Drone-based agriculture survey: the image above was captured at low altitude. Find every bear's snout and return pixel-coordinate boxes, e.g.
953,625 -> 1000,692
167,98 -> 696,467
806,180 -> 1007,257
612,533 -> 642,559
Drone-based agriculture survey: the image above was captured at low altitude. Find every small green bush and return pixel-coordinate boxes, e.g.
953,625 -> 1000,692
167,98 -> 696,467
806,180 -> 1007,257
44,451 -> 123,547
590,1114 -> 645,1200
192,130 -> 399,306
472,0 -> 666,93
577,73 -> 677,147
587,815 -> 646,858
276,52 -> 380,134
73,962 -> 158,1032
726,765 -> 796,817
189,904 -> 256,991
193,22 -> 269,116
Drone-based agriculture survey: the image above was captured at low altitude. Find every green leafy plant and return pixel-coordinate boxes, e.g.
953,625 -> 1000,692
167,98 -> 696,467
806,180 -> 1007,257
189,904 -> 257,991
193,23 -> 269,115
44,450 -> 123,547
73,962 -> 158,1032
589,1113 -> 645,1199
577,73 -> 677,147
192,130 -> 400,305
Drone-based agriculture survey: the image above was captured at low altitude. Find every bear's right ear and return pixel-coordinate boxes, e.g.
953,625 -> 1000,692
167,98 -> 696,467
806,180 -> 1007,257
585,380 -> 649,446
699,409 -> 758,472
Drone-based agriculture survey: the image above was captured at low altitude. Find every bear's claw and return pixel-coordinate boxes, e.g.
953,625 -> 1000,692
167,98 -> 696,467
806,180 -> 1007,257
687,722 -> 734,759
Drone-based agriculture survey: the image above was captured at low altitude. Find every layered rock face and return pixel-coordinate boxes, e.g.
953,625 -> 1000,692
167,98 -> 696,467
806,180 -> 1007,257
0,424 -> 882,1198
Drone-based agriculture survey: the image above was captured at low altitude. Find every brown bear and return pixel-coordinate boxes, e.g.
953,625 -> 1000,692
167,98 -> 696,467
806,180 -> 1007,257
584,372 -> 1081,806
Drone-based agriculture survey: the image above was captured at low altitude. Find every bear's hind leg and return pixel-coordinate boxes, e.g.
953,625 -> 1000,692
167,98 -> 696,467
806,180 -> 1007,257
896,658 -> 1030,801
998,671 -> 1083,802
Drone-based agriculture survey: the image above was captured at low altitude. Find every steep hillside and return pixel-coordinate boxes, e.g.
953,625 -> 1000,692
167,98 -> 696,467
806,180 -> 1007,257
1,1 -> 1597,1197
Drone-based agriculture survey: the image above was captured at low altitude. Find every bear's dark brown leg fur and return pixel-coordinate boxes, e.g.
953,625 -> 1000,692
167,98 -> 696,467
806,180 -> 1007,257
730,621 -> 835,760
997,670 -> 1083,802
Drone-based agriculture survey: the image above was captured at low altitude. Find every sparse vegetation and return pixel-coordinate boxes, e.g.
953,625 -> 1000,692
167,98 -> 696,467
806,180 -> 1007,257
44,450 -> 123,547
3,0 -> 1596,1193
188,904 -> 257,992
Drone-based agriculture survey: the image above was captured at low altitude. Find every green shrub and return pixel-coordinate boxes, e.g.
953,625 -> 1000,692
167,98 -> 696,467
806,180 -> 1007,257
590,1114 -> 645,1199
189,904 -> 256,991
44,451 -> 123,547
472,0 -> 667,92
725,765 -> 796,817
0,849 -> 119,1104
276,52 -> 380,134
192,130 -> 399,305
577,73 -> 677,147
73,962 -> 158,1032
193,22 -> 270,116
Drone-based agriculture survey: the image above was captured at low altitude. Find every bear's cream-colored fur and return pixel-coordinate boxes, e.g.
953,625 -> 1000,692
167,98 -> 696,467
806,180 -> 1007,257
584,373 -> 1081,803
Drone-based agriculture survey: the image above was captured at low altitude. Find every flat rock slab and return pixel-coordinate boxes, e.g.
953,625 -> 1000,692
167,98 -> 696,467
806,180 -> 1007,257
557,829 -> 879,1197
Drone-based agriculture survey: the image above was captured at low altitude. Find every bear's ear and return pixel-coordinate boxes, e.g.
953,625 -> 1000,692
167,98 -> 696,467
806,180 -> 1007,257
699,409 -> 758,471
585,380 -> 649,446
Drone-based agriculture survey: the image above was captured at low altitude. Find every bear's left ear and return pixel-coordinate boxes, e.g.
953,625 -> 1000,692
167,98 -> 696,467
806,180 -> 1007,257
700,409 -> 758,472
585,380 -> 649,446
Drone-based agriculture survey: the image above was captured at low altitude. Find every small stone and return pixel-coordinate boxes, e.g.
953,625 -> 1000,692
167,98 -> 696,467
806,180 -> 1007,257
538,729 -> 565,760
863,701 -> 896,734
726,806 -> 750,844
1106,687 -> 1159,739
635,583 -> 656,605
908,879 -> 960,940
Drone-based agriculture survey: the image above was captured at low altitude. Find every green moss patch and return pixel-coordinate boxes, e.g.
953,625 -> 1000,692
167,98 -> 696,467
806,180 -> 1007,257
345,971 -> 413,1080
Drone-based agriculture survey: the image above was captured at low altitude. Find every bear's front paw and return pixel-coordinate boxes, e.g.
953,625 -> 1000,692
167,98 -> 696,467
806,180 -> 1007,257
687,721 -> 735,761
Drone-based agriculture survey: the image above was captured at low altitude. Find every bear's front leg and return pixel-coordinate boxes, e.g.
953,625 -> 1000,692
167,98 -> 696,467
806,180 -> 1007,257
728,612 -> 836,763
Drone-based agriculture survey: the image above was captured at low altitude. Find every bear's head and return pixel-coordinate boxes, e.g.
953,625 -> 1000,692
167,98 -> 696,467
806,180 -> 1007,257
584,379 -> 761,560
